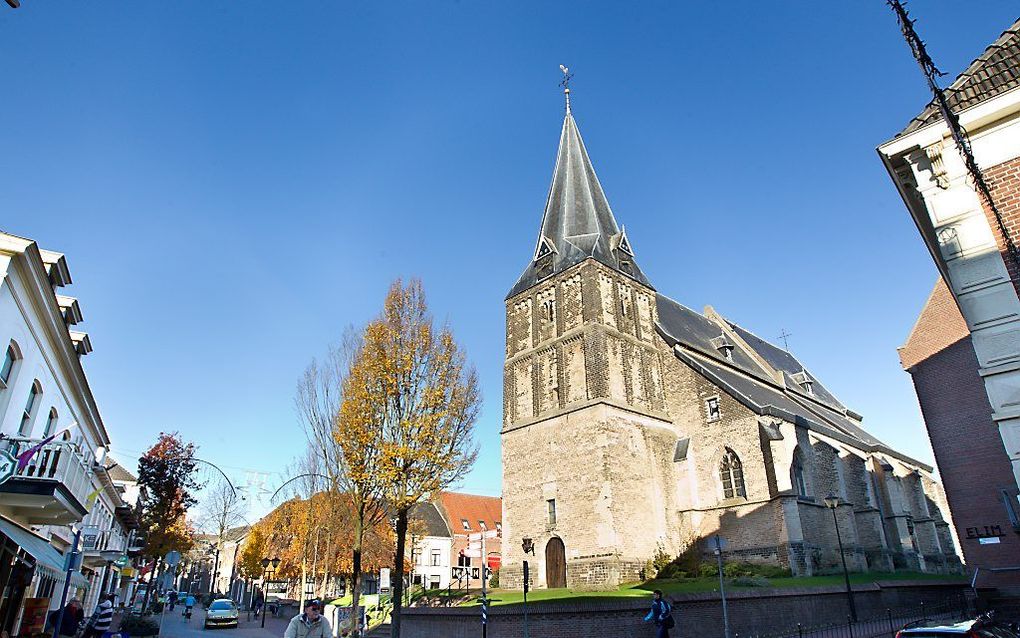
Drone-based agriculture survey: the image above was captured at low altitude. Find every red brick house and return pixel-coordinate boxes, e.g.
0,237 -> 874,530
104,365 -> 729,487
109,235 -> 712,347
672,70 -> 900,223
900,280 -> 1020,586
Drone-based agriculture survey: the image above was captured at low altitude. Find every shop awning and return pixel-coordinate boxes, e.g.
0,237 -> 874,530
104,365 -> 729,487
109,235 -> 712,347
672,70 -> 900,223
0,517 -> 79,584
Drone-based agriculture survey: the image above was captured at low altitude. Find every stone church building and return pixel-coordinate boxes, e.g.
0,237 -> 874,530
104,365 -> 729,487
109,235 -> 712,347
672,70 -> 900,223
500,96 -> 961,590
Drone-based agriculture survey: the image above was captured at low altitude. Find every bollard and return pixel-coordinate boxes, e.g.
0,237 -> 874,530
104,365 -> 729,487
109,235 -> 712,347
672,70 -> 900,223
888,608 -> 894,638
921,601 -> 926,622
798,623 -> 803,638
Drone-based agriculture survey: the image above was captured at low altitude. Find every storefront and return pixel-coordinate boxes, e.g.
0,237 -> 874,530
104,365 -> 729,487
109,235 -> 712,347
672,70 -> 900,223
0,518 -> 87,637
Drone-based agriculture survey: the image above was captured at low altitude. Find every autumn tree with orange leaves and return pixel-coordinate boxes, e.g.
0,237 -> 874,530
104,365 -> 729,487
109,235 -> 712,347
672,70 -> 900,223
136,432 -> 201,612
341,279 -> 480,638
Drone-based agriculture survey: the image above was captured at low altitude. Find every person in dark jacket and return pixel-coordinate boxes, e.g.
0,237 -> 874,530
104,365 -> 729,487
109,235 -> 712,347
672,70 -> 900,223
48,599 -> 84,638
643,590 -> 673,638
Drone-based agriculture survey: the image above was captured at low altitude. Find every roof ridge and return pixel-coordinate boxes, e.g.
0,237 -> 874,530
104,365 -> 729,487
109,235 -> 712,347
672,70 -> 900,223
900,16 -> 1020,134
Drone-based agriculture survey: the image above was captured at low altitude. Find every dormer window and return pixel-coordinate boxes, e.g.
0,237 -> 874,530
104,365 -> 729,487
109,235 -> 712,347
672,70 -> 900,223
791,371 -> 814,395
461,519 -> 470,531
710,335 -> 735,361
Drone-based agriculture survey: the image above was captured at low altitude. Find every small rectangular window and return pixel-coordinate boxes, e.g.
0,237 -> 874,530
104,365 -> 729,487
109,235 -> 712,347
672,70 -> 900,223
706,397 -> 721,422
495,522 -> 502,532
478,521 -> 486,530
547,499 -> 557,526
430,550 -> 441,567
461,519 -> 470,530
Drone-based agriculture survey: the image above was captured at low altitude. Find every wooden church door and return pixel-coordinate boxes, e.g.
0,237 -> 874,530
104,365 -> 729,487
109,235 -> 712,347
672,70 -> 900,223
545,537 -> 566,588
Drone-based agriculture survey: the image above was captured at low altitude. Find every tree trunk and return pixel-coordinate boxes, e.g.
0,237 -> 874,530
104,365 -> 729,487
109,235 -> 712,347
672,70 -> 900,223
350,513 -> 364,637
390,508 -> 408,638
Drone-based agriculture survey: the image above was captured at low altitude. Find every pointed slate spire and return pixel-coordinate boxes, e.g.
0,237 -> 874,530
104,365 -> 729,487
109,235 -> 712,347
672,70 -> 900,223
508,108 -> 653,298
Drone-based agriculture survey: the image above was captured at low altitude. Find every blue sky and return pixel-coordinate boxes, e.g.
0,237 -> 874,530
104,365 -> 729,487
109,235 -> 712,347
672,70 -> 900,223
3,2 -> 1017,517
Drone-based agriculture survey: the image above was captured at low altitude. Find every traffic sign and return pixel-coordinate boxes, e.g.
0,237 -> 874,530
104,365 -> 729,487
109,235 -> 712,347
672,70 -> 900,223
467,532 -> 483,541
164,550 -> 181,567
462,549 -> 481,558
468,541 -> 482,551
0,450 -> 17,486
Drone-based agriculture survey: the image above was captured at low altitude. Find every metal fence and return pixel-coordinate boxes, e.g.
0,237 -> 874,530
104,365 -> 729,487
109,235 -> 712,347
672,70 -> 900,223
739,595 -> 972,638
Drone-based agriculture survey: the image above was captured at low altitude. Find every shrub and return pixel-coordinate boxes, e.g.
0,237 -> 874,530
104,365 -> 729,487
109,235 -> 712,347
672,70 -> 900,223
731,576 -> 770,587
698,562 -> 719,578
120,614 -> 160,636
489,568 -> 499,589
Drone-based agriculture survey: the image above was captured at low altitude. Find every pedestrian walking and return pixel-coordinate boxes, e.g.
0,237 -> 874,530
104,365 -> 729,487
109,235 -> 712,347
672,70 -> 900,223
643,589 -> 675,638
284,600 -> 331,638
84,594 -> 114,638
168,591 -> 178,612
184,594 -> 196,619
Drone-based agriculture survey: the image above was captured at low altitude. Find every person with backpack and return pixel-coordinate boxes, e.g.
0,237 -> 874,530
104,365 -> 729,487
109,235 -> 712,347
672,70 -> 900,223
644,589 -> 675,638
47,599 -> 84,638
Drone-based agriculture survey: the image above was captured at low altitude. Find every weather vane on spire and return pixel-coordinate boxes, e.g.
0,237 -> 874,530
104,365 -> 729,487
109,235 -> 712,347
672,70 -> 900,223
559,64 -> 573,113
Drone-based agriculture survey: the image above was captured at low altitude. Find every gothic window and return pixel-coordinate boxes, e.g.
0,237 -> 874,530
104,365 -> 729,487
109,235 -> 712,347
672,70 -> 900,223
620,293 -> 631,318
705,397 -> 721,422
792,449 -> 809,497
720,448 -> 746,499
19,380 -> 42,436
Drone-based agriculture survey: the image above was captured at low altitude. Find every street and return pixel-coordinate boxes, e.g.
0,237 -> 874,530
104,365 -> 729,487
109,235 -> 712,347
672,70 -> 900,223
157,609 -> 289,638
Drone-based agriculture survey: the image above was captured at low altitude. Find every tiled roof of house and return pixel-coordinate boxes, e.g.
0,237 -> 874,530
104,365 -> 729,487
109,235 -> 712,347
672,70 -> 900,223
437,492 -> 501,535
899,279 -> 970,370
900,18 -> 1020,135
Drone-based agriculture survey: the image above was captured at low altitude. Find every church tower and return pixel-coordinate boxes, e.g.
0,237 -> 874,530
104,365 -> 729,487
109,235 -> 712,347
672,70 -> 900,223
500,91 -> 677,590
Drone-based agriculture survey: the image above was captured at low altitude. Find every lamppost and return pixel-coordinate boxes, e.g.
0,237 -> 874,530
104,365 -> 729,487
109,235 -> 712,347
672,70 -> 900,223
825,495 -> 857,622
521,538 -> 535,638
259,557 -> 280,629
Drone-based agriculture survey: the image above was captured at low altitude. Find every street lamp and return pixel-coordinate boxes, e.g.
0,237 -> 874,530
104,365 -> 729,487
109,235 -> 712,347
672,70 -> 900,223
521,538 -> 535,638
825,495 -> 857,622
259,557 -> 281,629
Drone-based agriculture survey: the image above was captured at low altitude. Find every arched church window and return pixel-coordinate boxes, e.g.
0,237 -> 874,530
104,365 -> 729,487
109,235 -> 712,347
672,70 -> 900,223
792,449 -> 808,497
720,448 -> 746,499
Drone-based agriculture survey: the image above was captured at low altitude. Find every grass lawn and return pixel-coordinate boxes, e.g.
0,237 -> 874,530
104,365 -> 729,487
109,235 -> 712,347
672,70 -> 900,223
461,571 -> 964,607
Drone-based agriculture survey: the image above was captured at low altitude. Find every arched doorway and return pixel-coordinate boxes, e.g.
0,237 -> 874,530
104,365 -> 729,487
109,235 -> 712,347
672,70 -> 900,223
545,537 -> 566,588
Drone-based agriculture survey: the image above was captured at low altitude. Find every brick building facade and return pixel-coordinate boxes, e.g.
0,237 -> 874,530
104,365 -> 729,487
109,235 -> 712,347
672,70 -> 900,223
900,280 -> 1020,586
501,93 -> 960,591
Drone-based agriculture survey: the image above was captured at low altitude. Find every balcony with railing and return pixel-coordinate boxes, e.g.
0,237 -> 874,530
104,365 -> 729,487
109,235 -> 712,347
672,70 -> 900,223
0,435 -> 93,525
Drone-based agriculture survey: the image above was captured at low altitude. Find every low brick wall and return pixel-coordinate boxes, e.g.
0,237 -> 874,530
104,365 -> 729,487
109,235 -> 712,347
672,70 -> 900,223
399,581 -> 969,638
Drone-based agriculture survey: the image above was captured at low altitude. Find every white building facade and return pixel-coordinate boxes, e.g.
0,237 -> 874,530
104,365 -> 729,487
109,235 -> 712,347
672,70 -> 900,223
0,232 -> 134,634
878,22 -> 1020,498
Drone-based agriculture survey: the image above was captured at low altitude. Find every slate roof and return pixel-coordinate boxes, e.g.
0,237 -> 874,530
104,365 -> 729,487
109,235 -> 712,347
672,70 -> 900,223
508,110 -> 652,298
900,17 -> 1020,135
410,502 -> 453,538
654,294 -> 930,470
105,460 -> 137,483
